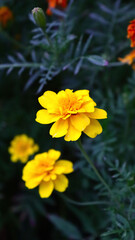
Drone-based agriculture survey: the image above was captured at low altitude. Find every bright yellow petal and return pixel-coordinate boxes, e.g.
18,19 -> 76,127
64,121 -> 81,141
38,91 -> 58,111
75,89 -> 89,96
54,160 -> 74,174
36,109 -> 59,124
88,108 -> 107,119
34,152 -> 48,162
39,180 -> 54,198
78,101 -> 96,113
50,119 -> 68,138
75,90 -> 90,102
70,113 -> 90,131
48,149 -> 61,161
54,175 -> 68,192
25,175 -> 43,189
83,119 -> 102,138
11,155 -> 18,162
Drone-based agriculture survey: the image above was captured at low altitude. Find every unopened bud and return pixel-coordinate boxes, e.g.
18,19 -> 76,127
32,7 -> 46,30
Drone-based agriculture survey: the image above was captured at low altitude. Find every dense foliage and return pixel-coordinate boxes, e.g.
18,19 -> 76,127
1,0 -> 135,239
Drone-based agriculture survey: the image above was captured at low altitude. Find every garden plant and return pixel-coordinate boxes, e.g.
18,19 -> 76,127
1,0 -> 135,239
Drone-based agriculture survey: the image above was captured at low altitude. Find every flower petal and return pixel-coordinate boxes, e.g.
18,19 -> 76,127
38,91 -> 58,111
88,108 -> 107,119
25,175 -> 43,189
50,119 -> 68,138
36,109 -> 60,124
78,101 -> 96,113
48,149 -> 61,161
70,113 -> 90,131
83,119 -> 102,138
64,121 -> 81,141
54,175 -> 68,192
39,180 -> 54,198
54,160 -> 74,174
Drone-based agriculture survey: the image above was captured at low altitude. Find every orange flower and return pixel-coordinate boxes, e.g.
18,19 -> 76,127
46,0 -> 67,15
127,20 -> 135,48
0,6 -> 13,27
118,50 -> 135,65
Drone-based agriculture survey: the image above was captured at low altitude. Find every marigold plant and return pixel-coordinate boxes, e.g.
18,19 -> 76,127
22,149 -> 73,198
8,134 -> 39,163
36,89 -> 107,141
46,0 -> 68,15
127,19 -> 135,47
0,6 -> 13,27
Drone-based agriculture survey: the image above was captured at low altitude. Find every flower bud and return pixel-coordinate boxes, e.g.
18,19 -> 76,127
32,7 -> 46,30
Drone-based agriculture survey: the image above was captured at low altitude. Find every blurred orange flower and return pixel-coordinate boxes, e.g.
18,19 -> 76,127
0,6 -> 13,27
127,20 -> 135,48
46,0 -> 67,15
119,50 -> 135,65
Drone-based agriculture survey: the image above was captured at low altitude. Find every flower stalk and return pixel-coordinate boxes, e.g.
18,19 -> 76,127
77,139 -> 112,195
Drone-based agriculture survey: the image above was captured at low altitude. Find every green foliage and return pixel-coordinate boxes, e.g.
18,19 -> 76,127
1,0 -> 135,239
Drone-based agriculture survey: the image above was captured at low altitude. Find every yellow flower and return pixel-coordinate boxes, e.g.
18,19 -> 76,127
118,50 -> 135,69
0,6 -> 13,27
22,149 -> 73,198
36,89 -> 107,141
8,134 -> 39,163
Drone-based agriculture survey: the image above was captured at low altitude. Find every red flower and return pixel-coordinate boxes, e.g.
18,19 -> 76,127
46,0 -> 67,15
127,20 -> 135,48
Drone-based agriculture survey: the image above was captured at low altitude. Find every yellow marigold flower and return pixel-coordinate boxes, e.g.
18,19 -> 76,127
35,89 -> 107,141
8,134 -> 39,163
22,149 -> 73,198
0,6 -> 13,27
118,50 -> 135,68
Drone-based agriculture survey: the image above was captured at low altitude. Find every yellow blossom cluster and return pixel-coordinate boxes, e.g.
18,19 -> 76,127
8,134 -> 39,163
22,149 -> 73,198
36,89 -> 107,141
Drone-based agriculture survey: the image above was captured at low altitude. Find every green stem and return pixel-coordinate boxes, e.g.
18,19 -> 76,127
43,30 -> 52,46
60,194 -> 108,206
77,139 -> 112,195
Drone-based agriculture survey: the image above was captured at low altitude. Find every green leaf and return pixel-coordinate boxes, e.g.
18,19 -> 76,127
86,55 -> 108,66
48,214 -> 82,239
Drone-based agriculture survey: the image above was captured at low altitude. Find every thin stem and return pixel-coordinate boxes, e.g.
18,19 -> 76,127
42,30 -> 52,46
60,194 -> 108,206
77,139 -> 112,195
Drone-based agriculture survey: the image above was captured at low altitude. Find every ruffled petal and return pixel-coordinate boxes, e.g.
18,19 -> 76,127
83,119 -> 102,138
39,180 -> 54,198
87,108 -> 107,119
25,175 -> 43,189
36,109 -> 59,124
54,175 -> 68,192
48,149 -> 61,161
38,91 -> 58,112
54,160 -> 74,174
70,113 -> 90,131
75,90 -> 90,101
50,119 -> 68,138
78,101 -> 96,113
64,121 -> 81,141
